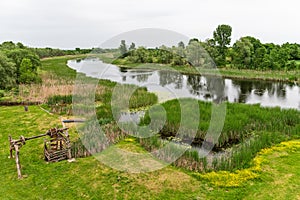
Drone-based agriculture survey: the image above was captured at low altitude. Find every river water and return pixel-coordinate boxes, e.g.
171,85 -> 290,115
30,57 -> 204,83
68,58 -> 300,110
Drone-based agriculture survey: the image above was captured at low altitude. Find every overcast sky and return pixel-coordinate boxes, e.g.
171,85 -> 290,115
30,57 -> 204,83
1,0 -> 300,49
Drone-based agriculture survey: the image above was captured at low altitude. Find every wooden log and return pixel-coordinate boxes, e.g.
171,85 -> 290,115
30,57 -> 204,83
14,145 -> 22,179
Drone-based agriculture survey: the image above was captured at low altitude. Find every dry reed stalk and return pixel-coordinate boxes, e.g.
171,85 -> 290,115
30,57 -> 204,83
18,75 -> 106,103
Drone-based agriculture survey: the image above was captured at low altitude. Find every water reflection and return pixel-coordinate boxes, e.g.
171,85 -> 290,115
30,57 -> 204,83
158,71 -> 183,89
68,59 -> 300,110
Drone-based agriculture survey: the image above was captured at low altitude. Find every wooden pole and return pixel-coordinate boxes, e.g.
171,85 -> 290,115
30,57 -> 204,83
14,145 -> 22,179
25,133 -> 49,141
9,135 -> 13,159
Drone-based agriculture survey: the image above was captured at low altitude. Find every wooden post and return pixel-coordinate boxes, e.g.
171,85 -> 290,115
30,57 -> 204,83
14,145 -> 22,179
9,135 -> 13,159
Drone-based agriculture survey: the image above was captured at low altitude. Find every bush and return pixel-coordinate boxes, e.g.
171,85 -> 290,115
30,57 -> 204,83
0,90 -> 5,98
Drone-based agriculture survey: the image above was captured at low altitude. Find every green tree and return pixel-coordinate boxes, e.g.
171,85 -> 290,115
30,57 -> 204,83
16,42 -> 26,49
269,47 -> 289,70
119,40 -> 128,55
202,39 -> 219,65
232,37 -> 254,69
19,58 -> 39,84
0,52 -> 16,89
186,41 -> 214,68
176,41 -> 186,57
253,47 -> 267,69
188,38 -> 199,45
129,42 -> 136,51
213,24 -> 232,49
178,41 -> 185,49
75,47 -> 81,53
6,49 -> 41,83
213,24 -> 232,66
0,41 -> 16,50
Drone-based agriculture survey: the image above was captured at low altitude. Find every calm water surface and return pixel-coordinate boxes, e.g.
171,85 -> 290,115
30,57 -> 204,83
68,58 -> 300,110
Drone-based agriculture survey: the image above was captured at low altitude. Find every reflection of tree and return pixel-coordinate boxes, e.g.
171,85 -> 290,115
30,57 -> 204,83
266,82 -> 286,98
232,80 -> 287,102
158,71 -> 183,89
120,67 -> 127,73
187,75 -> 207,96
136,73 -> 150,83
187,75 -> 225,103
233,80 -> 254,103
206,76 -> 226,103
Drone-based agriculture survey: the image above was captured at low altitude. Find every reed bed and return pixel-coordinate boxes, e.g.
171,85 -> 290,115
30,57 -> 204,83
141,99 -> 300,148
139,99 -> 300,171
70,122 -> 127,158
18,74 -> 74,103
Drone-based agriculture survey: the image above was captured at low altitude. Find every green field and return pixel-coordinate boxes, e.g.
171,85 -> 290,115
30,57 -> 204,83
0,106 -> 300,199
1,56 -> 300,199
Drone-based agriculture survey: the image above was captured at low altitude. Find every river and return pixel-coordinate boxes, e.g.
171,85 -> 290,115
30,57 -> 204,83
68,58 -> 300,110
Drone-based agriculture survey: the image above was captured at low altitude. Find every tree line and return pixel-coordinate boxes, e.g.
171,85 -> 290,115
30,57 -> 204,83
117,25 -> 300,70
0,41 -> 118,89
0,41 -> 100,89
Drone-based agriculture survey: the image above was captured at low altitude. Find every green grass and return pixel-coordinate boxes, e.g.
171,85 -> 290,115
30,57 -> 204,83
1,55 -> 299,199
1,106 -> 300,199
40,55 -> 88,80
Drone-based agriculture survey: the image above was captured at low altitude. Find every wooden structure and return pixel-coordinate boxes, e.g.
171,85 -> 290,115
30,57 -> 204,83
44,128 -> 71,162
9,128 -> 71,179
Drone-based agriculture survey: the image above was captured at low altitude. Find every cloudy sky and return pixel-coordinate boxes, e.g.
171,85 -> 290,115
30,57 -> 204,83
1,0 -> 299,49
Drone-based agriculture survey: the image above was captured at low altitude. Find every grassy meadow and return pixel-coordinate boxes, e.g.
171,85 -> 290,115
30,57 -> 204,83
0,55 -> 299,199
0,106 -> 300,199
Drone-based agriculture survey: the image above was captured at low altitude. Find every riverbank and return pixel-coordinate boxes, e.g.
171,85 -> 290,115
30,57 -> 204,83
40,54 -> 299,84
113,62 -> 299,84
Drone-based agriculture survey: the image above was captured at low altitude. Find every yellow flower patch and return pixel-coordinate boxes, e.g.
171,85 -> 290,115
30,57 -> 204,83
195,140 -> 300,187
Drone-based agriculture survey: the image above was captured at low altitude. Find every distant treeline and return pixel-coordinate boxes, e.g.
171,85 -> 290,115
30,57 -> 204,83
116,25 -> 300,71
31,47 -> 113,58
0,41 -> 113,89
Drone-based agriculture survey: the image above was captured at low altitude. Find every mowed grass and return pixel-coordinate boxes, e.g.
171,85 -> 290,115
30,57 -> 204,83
1,105 -> 300,199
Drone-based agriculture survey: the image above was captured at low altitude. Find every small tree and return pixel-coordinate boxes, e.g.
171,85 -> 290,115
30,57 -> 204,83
19,58 -> 40,84
178,41 -> 185,49
129,42 -> 136,51
186,41 -> 213,67
119,40 -> 128,55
